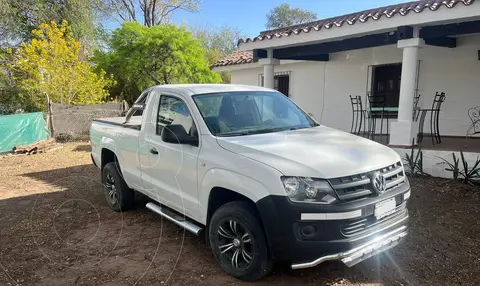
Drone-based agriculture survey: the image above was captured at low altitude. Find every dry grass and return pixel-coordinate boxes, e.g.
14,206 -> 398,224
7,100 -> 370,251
0,142 -> 479,286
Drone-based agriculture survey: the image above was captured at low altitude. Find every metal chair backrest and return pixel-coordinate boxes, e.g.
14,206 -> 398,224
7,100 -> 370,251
368,94 -> 386,109
349,95 -> 363,112
468,106 -> 480,134
431,92 -> 446,111
412,94 -> 421,121
413,94 -> 421,109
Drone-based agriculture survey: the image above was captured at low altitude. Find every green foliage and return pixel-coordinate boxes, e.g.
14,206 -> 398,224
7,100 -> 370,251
0,0 -> 105,47
266,3 -> 317,29
0,49 -> 21,113
403,140 -> 429,176
10,21 -> 114,110
94,22 -> 221,103
192,25 -> 243,83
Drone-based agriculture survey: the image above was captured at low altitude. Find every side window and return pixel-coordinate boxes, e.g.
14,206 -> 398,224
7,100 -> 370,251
156,95 -> 195,137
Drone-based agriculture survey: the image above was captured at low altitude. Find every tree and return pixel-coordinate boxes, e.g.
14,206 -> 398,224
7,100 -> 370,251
0,0 -> 106,47
93,21 -> 221,103
191,25 -> 243,83
10,21 -> 113,110
105,0 -> 199,26
0,48 -> 21,113
266,3 -> 317,30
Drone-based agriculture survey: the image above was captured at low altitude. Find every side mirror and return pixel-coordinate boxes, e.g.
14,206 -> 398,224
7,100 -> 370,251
161,124 -> 198,146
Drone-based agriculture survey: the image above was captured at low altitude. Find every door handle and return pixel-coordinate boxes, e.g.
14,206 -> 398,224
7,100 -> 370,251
150,148 -> 159,155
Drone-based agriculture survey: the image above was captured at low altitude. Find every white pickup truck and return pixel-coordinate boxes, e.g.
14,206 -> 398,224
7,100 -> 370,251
90,84 -> 410,281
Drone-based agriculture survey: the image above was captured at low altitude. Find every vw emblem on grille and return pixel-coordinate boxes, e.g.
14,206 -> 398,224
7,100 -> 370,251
371,172 -> 386,194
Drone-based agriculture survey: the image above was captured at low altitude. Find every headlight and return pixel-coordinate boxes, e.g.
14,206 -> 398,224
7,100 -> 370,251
281,176 -> 337,204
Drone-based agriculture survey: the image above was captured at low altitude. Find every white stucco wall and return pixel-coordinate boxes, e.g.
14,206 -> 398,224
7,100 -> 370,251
229,34 -> 480,136
393,148 -> 480,179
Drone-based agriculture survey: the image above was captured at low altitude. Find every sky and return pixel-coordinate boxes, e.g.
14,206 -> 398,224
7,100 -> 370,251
167,0 -> 406,38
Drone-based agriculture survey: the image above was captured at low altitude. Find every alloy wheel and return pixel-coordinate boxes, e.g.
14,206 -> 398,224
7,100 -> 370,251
217,220 -> 254,269
104,173 -> 117,204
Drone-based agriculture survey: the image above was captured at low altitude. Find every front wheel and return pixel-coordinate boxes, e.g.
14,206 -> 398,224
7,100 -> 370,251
209,201 -> 273,281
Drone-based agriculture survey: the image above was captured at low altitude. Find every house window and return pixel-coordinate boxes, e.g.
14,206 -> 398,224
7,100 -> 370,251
370,63 -> 402,111
259,71 -> 290,97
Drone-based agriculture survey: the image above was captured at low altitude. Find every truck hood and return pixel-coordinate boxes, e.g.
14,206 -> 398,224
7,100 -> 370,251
216,126 -> 400,179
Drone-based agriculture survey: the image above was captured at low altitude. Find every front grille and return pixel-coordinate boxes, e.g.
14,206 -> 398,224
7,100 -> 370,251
340,202 -> 407,236
328,161 -> 405,201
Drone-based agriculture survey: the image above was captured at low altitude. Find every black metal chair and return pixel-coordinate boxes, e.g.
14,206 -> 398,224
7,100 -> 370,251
349,95 -> 365,135
417,92 -> 446,145
367,94 -> 389,143
413,94 -> 421,121
466,106 -> 480,138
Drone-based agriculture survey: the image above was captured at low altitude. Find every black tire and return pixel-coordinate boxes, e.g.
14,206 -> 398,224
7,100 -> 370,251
102,162 -> 134,212
209,201 -> 273,281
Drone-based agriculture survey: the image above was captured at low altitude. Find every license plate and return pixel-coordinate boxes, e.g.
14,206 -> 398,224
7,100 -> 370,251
374,198 -> 396,219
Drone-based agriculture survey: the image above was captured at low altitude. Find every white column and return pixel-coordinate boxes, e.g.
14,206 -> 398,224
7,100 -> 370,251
389,38 -> 424,146
258,49 -> 279,89
263,64 -> 275,89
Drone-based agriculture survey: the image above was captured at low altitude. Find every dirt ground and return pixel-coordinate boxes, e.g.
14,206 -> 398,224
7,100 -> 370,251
0,142 -> 479,286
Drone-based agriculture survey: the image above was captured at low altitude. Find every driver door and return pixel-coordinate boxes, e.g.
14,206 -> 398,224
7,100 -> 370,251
142,93 -> 200,219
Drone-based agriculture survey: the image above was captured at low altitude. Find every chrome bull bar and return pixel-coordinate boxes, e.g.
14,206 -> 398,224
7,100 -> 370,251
291,225 -> 408,270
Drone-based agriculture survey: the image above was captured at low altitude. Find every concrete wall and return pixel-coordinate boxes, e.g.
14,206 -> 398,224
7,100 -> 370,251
51,102 -> 126,136
230,34 -> 480,136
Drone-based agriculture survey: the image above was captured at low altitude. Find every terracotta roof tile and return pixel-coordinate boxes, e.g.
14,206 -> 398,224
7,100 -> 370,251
238,0 -> 475,45
213,0 -> 475,68
211,50 -> 253,68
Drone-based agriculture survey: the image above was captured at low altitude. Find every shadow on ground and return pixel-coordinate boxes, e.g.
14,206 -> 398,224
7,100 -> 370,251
72,144 -> 91,152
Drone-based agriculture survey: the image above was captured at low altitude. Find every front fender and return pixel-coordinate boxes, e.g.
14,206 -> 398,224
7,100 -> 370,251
199,168 -> 271,224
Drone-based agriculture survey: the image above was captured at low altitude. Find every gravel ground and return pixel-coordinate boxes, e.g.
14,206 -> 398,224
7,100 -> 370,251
0,142 -> 479,286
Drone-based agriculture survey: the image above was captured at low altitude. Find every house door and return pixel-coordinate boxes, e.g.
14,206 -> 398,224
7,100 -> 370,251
371,63 -> 402,109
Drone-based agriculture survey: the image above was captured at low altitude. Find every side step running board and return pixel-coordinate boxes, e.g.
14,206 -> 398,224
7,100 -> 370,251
146,202 -> 203,235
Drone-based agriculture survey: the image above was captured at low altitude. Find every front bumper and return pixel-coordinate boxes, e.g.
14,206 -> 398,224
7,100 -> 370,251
291,225 -> 408,269
255,182 -> 410,267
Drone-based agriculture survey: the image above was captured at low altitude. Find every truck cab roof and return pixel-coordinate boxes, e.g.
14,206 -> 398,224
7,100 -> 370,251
150,84 -> 274,97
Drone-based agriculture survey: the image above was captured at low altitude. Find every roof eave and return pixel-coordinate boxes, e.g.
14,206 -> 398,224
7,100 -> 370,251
212,62 -> 261,72
238,2 -> 480,51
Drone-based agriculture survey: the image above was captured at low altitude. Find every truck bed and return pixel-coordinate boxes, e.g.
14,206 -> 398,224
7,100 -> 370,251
93,115 -> 142,130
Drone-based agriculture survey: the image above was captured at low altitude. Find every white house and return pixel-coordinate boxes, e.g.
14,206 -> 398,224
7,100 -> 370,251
212,0 -> 480,158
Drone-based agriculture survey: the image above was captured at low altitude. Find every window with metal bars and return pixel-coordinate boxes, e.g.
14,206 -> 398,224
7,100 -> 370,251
259,71 -> 291,97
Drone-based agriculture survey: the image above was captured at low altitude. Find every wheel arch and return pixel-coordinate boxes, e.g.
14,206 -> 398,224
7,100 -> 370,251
206,187 -> 258,225
200,168 -> 270,225
101,148 -> 118,170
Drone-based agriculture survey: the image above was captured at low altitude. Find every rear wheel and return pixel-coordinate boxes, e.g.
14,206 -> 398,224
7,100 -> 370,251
209,201 -> 273,281
102,162 -> 134,212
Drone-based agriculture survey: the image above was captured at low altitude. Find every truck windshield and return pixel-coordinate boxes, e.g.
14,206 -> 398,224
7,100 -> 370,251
193,91 -> 319,137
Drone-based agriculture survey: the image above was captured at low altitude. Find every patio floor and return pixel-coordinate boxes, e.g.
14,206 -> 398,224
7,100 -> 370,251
418,136 -> 480,153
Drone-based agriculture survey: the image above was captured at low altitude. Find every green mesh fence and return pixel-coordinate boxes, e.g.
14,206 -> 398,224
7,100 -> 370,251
0,112 -> 50,153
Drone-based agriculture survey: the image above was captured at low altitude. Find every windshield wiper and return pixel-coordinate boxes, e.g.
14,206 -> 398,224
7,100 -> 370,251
220,130 -> 254,137
219,127 -> 294,137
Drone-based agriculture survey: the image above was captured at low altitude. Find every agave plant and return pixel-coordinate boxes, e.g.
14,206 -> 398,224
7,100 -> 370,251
403,139 -> 428,176
440,151 -> 480,185
440,153 -> 460,181
459,151 -> 480,185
